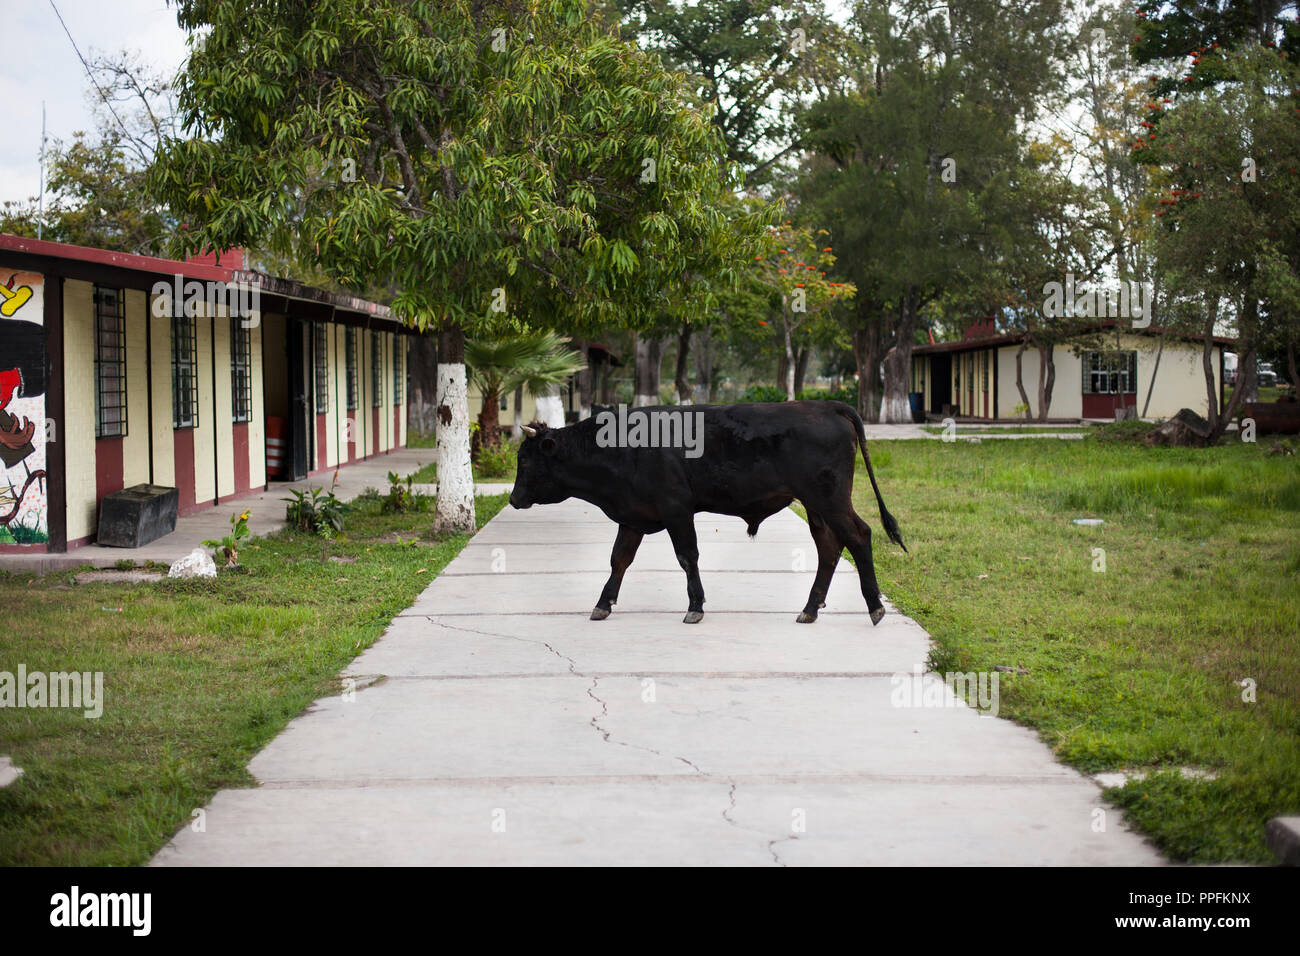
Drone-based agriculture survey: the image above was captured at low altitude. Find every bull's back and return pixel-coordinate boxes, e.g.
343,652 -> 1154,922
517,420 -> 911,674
685,402 -> 858,510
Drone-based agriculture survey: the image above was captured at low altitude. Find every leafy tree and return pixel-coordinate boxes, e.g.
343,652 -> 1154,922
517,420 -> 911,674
1143,46 -> 1300,438
798,0 -> 1070,421
1132,0 -> 1300,413
150,0 -> 767,531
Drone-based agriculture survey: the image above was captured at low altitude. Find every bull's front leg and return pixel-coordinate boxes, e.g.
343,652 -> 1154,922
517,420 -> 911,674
666,519 -> 705,624
592,525 -> 644,620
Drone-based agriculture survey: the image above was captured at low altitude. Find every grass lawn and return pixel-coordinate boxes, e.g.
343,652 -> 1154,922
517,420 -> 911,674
848,435 -> 1300,863
0,492 -> 509,866
920,424 -> 1091,435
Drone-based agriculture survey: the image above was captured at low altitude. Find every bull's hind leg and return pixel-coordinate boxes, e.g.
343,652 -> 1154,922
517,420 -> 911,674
829,511 -> 887,626
592,525 -> 644,620
797,512 -> 843,623
666,519 -> 706,624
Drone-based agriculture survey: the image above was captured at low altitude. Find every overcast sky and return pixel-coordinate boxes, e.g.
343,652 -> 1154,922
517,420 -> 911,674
0,0 -> 189,206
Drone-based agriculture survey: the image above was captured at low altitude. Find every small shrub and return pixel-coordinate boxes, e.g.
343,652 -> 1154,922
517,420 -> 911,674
474,440 -> 518,479
283,486 -> 345,538
740,384 -> 787,403
202,509 -> 251,567
382,472 -> 428,514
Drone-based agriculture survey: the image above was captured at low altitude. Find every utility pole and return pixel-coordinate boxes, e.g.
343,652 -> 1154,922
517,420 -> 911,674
37,101 -> 46,240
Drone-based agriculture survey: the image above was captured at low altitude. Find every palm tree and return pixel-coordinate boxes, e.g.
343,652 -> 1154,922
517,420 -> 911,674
466,332 -> 585,448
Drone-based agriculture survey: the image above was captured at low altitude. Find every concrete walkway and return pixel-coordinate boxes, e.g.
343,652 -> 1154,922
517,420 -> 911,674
152,497 -> 1161,866
1,448 -> 438,573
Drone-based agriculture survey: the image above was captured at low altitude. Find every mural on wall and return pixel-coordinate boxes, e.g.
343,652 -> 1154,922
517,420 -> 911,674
0,270 -> 47,544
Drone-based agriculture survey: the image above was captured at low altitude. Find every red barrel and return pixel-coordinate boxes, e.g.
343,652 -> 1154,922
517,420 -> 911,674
265,417 -> 287,478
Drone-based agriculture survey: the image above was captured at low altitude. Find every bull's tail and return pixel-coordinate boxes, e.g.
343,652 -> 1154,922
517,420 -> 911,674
834,404 -> 907,552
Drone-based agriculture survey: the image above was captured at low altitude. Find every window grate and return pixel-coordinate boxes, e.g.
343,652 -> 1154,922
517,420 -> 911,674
372,331 -> 383,408
393,334 -> 404,405
231,316 -> 253,423
94,286 -> 127,438
345,329 -> 358,410
314,323 -> 329,414
1084,351 -> 1138,395
172,298 -> 199,429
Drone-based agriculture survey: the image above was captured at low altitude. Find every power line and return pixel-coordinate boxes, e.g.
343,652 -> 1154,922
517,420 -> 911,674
46,0 -> 136,146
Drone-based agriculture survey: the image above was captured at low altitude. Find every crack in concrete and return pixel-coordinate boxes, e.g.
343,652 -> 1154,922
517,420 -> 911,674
430,617 -> 708,777
767,834 -> 799,867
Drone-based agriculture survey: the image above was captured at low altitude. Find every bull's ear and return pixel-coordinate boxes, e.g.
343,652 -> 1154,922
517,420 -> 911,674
540,436 -> 557,455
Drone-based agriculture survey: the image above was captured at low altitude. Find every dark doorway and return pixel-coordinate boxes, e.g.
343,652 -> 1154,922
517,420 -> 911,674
929,354 -> 951,415
286,318 -> 311,480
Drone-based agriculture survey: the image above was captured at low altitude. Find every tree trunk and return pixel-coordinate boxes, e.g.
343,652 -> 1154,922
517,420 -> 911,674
575,340 -> 593,420
693,326 -> 713,403
1141,328 -> 1166,419
880,286 -> 919,423
534,382 -> 566,428
476,386 -> 502,448
407,331 -> 438,437
1288,336 -> 1299,395
1014,340 -> 1032,419
1240,348 -> 1259,404
794,347 -> 810,396
674,324 -> 692,404
852,321 -> 880,422
1035,344 -> 1056,422
433,325 -> 475,534
633,333 -> 665,407
511,385 -> 523,440
782,317 -> 797,401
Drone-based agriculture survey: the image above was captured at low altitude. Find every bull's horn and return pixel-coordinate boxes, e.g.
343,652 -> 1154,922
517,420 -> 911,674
521,425 -> 537,438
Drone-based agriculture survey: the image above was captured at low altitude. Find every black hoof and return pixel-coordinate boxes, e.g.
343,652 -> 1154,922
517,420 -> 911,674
796,611 -> 817,623
683,611 -> 704,624
870,607 -> 886,626
590,607 -> 611,621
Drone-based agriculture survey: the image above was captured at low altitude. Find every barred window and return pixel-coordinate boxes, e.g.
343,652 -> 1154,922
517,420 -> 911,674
372,331 -> 383,408
392,334 -> 404,405
230,316 -> 252,423
345,329 -> 358,410
93,286 -> 127,438
1084,351 -> 1138,394
982,351 -> 989,392
172,305 -> 199,429
314,323 -> 329,414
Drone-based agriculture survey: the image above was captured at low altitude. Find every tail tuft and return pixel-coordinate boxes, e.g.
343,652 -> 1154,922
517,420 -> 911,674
882,510 -> 907,552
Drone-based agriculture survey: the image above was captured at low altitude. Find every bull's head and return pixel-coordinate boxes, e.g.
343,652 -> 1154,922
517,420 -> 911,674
509,421 -> 566,509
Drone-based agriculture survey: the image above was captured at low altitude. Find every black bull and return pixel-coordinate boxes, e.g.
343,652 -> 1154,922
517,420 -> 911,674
508,401 -> 907,625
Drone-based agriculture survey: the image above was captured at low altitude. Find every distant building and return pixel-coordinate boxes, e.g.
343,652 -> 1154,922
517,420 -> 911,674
909,319 -> 1234,421
0,235 -> 413,554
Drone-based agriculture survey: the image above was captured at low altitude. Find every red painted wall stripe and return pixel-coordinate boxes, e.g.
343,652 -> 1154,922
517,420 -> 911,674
232,422 -> 250,494
316,414 -> 328,470
174,428 -> 196,514
372,407 -> 380,455
95,437 -> 124,504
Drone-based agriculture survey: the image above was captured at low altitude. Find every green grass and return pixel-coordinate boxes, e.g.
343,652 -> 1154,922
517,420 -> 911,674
920,424 -> 1090,435
850,438 -> 1300,863
0,493 -> 509,866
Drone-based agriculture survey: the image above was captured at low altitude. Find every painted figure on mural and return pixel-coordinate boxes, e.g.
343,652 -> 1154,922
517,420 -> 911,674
0,271 -> 48,542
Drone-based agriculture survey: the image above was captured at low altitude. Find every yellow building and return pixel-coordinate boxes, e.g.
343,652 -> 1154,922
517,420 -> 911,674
909,321 -> 1234,421
0,236 -> 413,554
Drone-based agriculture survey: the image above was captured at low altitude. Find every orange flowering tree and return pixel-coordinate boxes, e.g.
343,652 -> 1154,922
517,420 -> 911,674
751,223 -> 856,400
